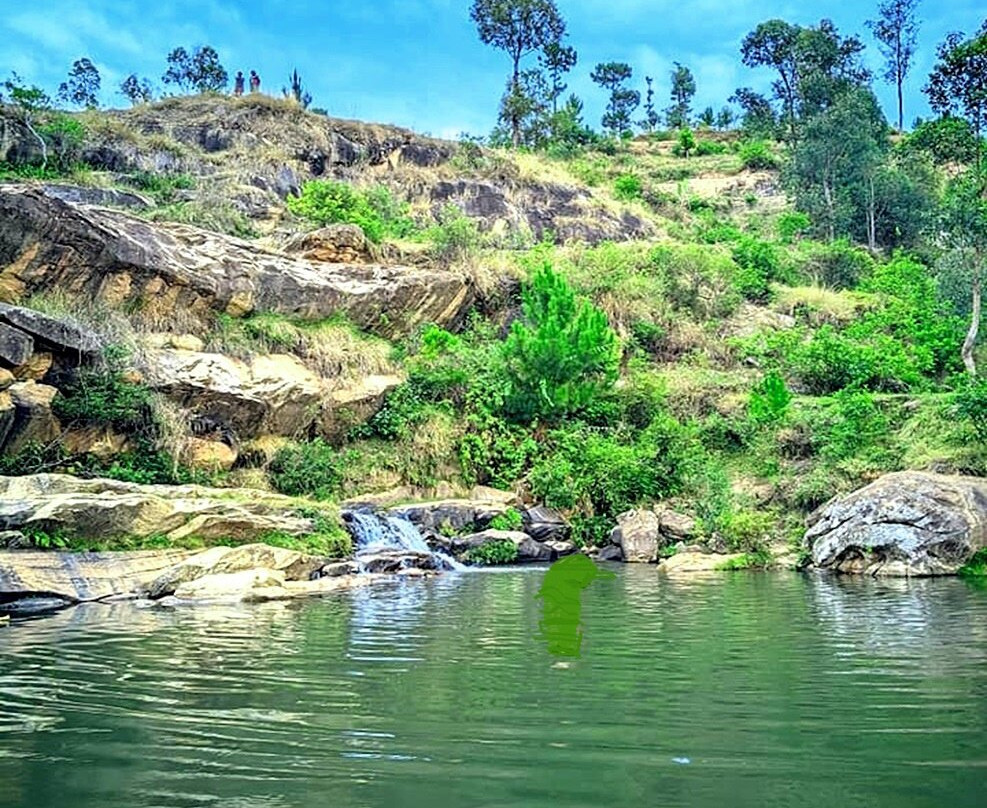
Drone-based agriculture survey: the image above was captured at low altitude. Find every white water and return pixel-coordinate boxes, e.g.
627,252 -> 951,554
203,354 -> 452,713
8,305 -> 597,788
344,511 -> 465,571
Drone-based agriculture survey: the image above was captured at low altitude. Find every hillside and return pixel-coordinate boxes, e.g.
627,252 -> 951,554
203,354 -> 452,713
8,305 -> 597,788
0,94 -> 983,569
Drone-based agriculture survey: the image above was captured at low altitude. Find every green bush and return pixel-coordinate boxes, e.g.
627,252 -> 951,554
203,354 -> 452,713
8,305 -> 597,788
614,174 -> 643,201
287,180 -> 415,244
694,139 -> 728,156
732,236 -> 783,302
489,507 -> 523,531
955,377 -> 987,442
54,346 -> 154,435
749,372 -> 792,424
959,550 -> 987,577
125,171 -> 195,203
777,211 -> 811,243
425,204 -> 482,262
818,390 -> 889,462
649,244 -> 740,319
903,118 -> 981,165
269,439 -> 350,500
502,262 -> 620,424
797,239 -> 874,290
463,540 -> 519,566
738,139 -> 778,170
789,326 -> 921,394
673,127 -> 697,158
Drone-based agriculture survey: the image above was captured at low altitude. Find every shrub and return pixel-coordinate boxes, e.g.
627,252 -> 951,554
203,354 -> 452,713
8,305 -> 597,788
903,118 -> 981,165
269,439 -> 350,500
502,262 -> 620,424
649,244 -> 740,319
777,211 -> 811,244
694,139 -> 728,156
749,372 -> 791,424
463,540 -> 519,566
797,239 -> 874,290
425,204 -> 482,262
613,173 -> 643,201
732,236 -> 783,302
818,389 -> 888,462
955,377 -> 987,442
125,171 -> 196,203
287,180 -> 415,244
673,127 -> 697,158
789,326 -> 921,394
489,507 -> 523,531
738,139 -> 778,170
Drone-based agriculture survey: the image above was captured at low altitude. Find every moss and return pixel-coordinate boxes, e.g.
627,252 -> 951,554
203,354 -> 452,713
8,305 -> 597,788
959,551 -> 987,578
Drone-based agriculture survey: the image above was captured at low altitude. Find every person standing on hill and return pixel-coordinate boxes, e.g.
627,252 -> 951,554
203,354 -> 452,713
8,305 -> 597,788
249,70 -> 261,93
233,71 -> 245,96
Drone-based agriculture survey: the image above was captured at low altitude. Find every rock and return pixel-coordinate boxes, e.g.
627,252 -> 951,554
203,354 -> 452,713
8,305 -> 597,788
469,486 -> 519,507
451,529 -> 529,555
358,551 -> 442,574
660,551 -> 746,575
390,499 -> 511,534
808,471 -> 987,576
522,505 -> 570,542
318,560 -> 361,578
321,374 -> 403,440
544,540 -> 577,557
172,568 -> 286,601
0,548 -> 196,604
182,438 -> 238,472
596,544 -> 625,562
0,369 -> 14,390
283,225 -> 370,264
0,323 -> 33,366
517,537 -> 554,562
39,184 -> 152,210
0,530 -> 27,549
0,186 -> 474,338
148,544 -> 323,599
611,509 -> 662,563
62,426 -> 132,461
5,381 -> 60,455
146,349 -> 323,440
0,303 -> 101,357
12,351 -> 52,381
169,334 -> 205,352
0,391 -> 14,449
0,474 -> 323,547
658,510 -> 698,542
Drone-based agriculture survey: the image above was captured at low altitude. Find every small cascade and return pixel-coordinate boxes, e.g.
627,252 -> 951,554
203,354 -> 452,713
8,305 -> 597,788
343,511 -> 465,572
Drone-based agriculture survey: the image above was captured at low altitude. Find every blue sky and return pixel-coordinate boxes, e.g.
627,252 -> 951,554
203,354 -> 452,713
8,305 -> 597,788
2,1 -> 983,138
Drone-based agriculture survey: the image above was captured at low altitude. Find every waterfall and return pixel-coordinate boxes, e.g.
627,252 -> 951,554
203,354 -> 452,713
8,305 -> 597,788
343,511 -> 465,572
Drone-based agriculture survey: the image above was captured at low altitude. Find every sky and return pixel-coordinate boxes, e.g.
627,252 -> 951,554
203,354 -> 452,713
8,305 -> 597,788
2,1 -> 984,138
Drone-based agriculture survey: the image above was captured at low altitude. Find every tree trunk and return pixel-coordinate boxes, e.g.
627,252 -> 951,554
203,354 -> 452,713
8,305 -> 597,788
511,57 -> 521,150
823,173 -> 836,242
963,270 -> 981,376
897,79 -> 904,133
867,176 -> 877,253
23,112 -> 47,172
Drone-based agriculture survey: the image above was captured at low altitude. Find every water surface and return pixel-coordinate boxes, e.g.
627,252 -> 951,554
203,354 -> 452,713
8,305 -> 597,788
2,569 -> 986,808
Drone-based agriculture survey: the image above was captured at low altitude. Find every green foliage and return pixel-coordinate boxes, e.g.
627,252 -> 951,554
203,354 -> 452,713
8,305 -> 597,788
818,390 -> 889,462
738,139 -> 778,170
798,239 -> 874,289
287,180 -> 416,244
673,127 -> 697,158
463,540 -> 519,565
777,211 -> 811,243
694,139 -> 728,156
57,58 -> 101,109
269,440 -> 350,501
145,200 -> 257,239
613,173 -> 643,201
749,372 -> 792,424
125,171 -> 196,202
489,507 -> 524,531
904,117 -> 981,165
162,45 -> 228,93
649,244 -> 741,319
731,236 -> 784,302
425,204 -> 482,261
954,377 -> 987,441
591,62 -> 640,135
959,550 -> 987,577
502,262 -> 619,423
717,549 -> 774,570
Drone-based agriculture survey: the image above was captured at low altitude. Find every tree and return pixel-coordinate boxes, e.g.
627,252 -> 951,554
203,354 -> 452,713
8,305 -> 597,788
787,87 -> 889,242
591,62 -> 640,136
666,62 -> 696,128
640,76 -> 659,132
470,0 -> 566,148
495,68 -> 552,148
283,69 -> 313,109
741,19 -> 801,142
939,174 -> 987,374
1,75 -> 52,170
57,58 -> 100,109
502,262 -> 619,423
730,87 -> 776,137
539,41 -> 577,114
699,106 -> 715,128
162,45 -> 228,94
120,74 -> 154,106
925,22 -> 987,176
716,106 -> 736,130
867,0 -> 921,132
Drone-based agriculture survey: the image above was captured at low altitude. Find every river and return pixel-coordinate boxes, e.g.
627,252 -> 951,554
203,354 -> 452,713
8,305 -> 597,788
1,568 -> 986,807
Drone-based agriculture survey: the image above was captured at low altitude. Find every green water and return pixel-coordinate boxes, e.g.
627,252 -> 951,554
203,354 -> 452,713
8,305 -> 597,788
2,569 -> 987,808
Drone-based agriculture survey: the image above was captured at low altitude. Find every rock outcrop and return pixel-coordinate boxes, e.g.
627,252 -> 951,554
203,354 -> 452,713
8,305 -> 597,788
808,471 -> 987,576
0,473 -> 332,543
0,186 -> 474,338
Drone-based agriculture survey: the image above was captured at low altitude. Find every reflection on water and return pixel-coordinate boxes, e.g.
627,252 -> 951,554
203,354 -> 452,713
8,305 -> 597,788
1,571 -> 986,808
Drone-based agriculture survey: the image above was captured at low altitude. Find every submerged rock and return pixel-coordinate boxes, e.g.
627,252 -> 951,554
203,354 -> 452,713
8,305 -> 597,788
808,471 -> 987,577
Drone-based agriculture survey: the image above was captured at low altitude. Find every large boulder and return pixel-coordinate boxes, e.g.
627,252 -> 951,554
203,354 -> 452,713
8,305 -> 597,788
0,186 -> 474,338
0,303 -> 101,357
808,471 -> 987,576
0,474 -> 325,545
4,381 -> 61,455
610,509 -> 662,563
390,499 -> 511,534
0,323 -> 33,366
283,225 -> 370,264
149,544 -> 320,598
